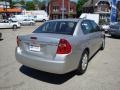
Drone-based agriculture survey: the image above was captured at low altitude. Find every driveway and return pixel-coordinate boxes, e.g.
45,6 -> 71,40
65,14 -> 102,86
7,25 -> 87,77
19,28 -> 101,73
0,24 -> 120,90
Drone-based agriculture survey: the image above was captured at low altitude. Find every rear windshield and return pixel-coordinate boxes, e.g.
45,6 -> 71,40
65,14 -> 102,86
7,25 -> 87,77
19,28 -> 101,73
33,21 -> 77,35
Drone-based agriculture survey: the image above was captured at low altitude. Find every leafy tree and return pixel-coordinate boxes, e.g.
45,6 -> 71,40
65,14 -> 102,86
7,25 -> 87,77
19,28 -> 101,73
32,0 -> 46,10
19,0 -> 25,6
76,0 -> 87,17
26,1 -> 35,10
32,0 -> 39,10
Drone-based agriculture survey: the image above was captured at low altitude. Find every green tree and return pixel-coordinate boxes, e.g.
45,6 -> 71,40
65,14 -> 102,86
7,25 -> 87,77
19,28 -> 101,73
32,0 -> 39,10
19,0 -> 25,5
76,0 -> 87,17
26,1 -> 35,10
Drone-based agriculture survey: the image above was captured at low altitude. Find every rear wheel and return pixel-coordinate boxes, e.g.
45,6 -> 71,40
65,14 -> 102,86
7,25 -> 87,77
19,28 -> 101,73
42,19 -> 46,22
30,22 -> 34,26
76,50 -> 89,75
13,25 -> 17,29
111,34 -> 117,38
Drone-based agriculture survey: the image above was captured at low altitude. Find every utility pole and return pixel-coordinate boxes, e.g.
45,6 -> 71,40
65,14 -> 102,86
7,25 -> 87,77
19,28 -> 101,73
45,0 -> 48,13
62,0 -> 64,19
4,0 -> 7,19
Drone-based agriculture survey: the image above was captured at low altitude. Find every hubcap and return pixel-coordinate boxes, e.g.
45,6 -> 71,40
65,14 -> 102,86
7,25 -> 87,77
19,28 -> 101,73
82,53 -> 88,70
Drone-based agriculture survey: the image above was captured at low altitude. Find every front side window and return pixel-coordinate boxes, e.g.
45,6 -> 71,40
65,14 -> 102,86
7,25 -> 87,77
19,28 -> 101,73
33,21 -> 77,35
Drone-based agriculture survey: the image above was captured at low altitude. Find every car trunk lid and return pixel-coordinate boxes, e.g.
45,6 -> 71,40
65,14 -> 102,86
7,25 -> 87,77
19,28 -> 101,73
18,33 -> 72,60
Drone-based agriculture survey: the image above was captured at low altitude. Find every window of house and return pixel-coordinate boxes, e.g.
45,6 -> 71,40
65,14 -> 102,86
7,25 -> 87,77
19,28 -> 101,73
53,6 -> 59,12
70,8 -> 73,12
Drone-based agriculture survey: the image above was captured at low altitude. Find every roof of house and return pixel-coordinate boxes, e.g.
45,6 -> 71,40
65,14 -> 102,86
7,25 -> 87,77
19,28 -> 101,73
0,8 -> 22,13
13,3 -> 23,7
83,0 -> 110,7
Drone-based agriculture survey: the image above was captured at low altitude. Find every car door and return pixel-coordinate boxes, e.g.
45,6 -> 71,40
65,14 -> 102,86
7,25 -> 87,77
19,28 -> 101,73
22,19 -> 29,25
81,20 -> 98,56
1,21 -> 10,28
0,22 -> 5,28
4,21 -> 11,28
90,20 -> 103,51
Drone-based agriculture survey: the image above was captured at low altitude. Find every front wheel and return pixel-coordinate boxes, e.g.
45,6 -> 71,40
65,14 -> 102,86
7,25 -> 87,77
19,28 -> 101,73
100,38 -> 105,50
76,50 -> 89,75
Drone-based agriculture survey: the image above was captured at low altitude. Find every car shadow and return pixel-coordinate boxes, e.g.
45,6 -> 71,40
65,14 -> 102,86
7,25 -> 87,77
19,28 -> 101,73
0,39 -> 3,41
20,65 -> 76,85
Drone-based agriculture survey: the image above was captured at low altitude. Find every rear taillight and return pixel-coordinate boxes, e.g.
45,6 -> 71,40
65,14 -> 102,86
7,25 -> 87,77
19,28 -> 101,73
57,39 -> 71,54
17,36 -> 20,46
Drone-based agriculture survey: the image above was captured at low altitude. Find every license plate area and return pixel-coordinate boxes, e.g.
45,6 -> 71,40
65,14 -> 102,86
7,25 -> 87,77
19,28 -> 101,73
29,44 -> 40,52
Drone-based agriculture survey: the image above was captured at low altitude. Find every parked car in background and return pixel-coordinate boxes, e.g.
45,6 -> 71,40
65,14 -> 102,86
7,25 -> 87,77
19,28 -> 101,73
34,15 -> 49,22
0,20 -> 21,29
109,22 -> 120,37
16,19 -> 105,75
8,15 -> 34,22
20,19 -> 35,26
23,10 -> 49,22
101,24 -> 110,33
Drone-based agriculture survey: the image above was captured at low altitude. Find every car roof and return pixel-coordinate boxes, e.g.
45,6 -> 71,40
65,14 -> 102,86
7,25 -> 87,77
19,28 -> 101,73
47,19 -> 81,22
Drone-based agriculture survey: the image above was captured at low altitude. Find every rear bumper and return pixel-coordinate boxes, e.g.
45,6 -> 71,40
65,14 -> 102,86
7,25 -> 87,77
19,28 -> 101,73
15,47 -> 73,74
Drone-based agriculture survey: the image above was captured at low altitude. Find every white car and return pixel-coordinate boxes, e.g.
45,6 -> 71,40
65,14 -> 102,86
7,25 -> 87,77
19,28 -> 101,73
20,19 -> 35,26
101,24 -> 110,33
0,20 -> 21,29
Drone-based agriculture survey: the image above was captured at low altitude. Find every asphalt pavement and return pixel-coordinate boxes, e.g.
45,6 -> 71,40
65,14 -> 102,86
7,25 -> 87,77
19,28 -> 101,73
0,23 -> 120,90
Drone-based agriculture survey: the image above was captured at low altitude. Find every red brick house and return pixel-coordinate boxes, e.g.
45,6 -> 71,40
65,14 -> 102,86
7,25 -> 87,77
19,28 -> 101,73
117,1 -> 120,20
48,0 -> 76,19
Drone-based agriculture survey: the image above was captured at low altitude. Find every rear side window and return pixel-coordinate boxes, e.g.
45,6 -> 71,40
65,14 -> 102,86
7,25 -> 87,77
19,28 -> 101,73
81,20 -> 93,34
33,21 -> 77,35
90,21 -> 100,32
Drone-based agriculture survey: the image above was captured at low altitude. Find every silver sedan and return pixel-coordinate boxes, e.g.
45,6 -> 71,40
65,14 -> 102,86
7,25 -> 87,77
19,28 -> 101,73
15,19 -> 105,74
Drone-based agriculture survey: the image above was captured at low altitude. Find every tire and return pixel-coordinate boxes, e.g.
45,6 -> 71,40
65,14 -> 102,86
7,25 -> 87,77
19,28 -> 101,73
30,22 -> 33,26
13,25 -> 17,29
42,19 -> 46,22
111,34 -> 116,38
100,38 -> 105,50
76,50 -> 89,75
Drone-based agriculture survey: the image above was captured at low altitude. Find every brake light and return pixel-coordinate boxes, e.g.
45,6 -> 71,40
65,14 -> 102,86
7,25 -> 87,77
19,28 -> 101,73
57,39 -> 71,54
17,36 -> 20,46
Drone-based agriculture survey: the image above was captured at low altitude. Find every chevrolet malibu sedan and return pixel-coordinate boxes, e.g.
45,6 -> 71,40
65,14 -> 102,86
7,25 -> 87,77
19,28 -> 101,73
15,19 -> 105,74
